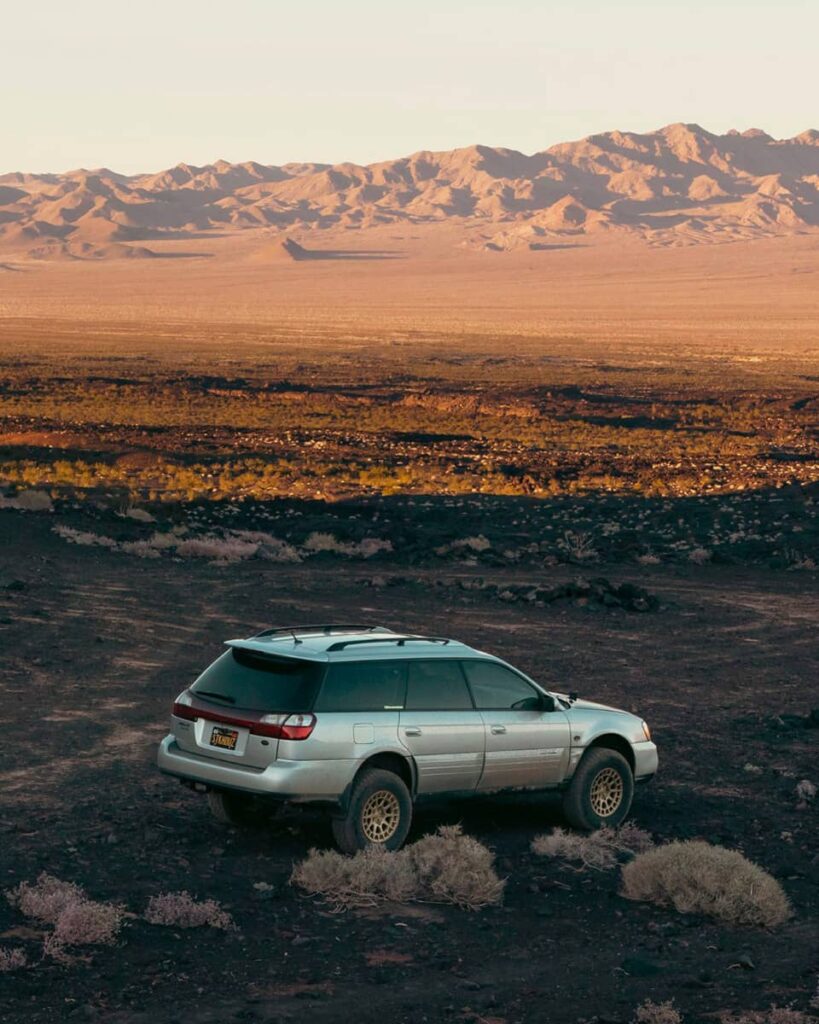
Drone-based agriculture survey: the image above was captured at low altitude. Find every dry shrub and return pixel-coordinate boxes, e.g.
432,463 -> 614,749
291,825 -> 505,910
302,532 -> 392,558
230,530 -> 302,563
53,525 -> 117,548
407,826 -> 506,908
532,823 -> 653,871
621,841 -> 790,927
633,1000 -> 682,1024
43,901 -> 124,963
722,1010 -> 812,1024
144,891 -> 234,930
291,844 -> 419,908
0,489 -> 53,512
119,539 -> 161,559
7,873 -> 124,963
175,534 -> 259,562
6,873 -> 84,923
0,947 -> 27,972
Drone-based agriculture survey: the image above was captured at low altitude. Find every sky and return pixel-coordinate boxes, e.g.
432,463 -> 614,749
4,0 -> 817,174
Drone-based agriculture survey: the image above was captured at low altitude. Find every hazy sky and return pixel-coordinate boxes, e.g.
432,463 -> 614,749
5,0 -> 817,173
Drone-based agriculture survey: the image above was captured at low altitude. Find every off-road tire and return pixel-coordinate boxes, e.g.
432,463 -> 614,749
331,768 -> 413,854
207,788 -> 259,826
562,747 -> 634,831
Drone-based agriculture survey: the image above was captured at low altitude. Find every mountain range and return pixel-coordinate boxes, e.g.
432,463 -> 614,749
2,123 -> 818,260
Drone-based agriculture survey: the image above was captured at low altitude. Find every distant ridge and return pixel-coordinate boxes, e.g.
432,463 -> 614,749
2,123 -> 818,258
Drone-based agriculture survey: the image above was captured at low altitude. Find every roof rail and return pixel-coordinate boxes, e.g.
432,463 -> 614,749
326,636 -> 451,652
251,624 -> 389,644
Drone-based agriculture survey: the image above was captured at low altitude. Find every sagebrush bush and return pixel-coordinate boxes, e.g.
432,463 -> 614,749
405,826 -> 506,908
724,1010 -> 812,1024
7,873 -> 124,963
633,1000 -> 682,1024
621,841 -> 790,927
0,947 -> 27,972
144,892 -> 234,930
6,873 -> 85,923
43,900 -> 124,963
532,823 -> 653,870
291,825 -> 505,910
175,534 -> 259,562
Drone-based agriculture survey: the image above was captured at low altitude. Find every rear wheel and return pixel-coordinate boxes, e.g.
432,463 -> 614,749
562,747 -> 634,830
207,788 -> 259,826
331,768 -> 412,854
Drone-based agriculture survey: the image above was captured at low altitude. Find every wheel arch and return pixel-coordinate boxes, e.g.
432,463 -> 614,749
340,750 -> 416,811
585,733 -> 636,773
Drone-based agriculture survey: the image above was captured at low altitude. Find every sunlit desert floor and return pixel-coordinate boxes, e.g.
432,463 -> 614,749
2,232 -> 818,357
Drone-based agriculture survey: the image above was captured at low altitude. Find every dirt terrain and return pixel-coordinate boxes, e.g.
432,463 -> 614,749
0,502 -> 816,1024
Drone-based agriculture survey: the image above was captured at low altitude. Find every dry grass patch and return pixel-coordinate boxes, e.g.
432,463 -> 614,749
144,892 -> 235,930
6,872 -> 124,963
721,1010 -> 813,1024
621,841 -> 790,927
633,1000 -> 682,1024
291,825 -> 505,911
532,823 -> 653,870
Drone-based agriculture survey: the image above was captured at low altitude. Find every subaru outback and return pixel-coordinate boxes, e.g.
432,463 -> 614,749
157,625 -> 658,852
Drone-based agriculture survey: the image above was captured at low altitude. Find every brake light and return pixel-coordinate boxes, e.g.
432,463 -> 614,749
279,713 -> 316,741
172,700 -> 197,721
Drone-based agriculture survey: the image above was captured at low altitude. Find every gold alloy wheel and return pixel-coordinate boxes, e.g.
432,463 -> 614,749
589,767 -> 624,817
360,789 -> 401,843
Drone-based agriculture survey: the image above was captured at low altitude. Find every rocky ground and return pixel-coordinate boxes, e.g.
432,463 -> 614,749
0,504 -> 817,1024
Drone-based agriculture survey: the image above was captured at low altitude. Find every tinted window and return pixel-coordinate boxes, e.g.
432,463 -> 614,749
192,649 -> 324,712
315,661 -> 406,712
463,661 -> 541,710
405,660 -> 473,710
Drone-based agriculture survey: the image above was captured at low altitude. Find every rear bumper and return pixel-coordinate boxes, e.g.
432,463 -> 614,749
157,735 -> 356,803
634,741 -> 659,781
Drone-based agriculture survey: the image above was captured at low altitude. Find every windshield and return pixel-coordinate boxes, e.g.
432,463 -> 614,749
191,648 -> 324,712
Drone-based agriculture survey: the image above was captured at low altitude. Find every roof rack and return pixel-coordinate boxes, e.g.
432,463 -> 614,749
326,636 -> 451,652
251,624 -> 389,645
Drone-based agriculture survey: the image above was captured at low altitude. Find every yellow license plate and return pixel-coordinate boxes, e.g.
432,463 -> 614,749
210,727 -> 239,750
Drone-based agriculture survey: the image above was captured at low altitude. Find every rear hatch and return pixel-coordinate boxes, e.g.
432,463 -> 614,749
172,647 -> 324,770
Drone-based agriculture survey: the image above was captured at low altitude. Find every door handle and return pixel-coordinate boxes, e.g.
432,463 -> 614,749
404,727 -> 422,736
491,725 -> 507,735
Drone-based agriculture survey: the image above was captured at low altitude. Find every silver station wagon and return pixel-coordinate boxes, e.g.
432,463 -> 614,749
158,625 -> 658,852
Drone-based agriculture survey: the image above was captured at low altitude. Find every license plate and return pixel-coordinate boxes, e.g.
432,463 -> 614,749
210,726 -> 239,750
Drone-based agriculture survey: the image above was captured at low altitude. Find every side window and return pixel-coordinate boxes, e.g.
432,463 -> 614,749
405,660 -> 473,711
463,661 -> 542,711
314,661 -> 406,712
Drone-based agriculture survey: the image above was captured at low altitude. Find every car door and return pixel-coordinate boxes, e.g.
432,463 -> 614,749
399,659 -> 485,794
462,659 -> 571,791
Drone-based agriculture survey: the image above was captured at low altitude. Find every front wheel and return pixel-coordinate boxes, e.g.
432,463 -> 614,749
562,748 -> 634,830
331,768 -> 413,854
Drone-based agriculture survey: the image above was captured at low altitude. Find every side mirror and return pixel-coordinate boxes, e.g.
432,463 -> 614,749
540,693 -> 557,712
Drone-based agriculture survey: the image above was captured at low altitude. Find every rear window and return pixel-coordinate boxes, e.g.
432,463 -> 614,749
405,660 -> 473,710
191,648 -> 324,712
314,661 -> 406,712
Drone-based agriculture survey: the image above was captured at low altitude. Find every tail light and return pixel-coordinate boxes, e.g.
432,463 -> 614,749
279,713 -> 316,741
171,700 -> 197,724
171,694 -> 316,741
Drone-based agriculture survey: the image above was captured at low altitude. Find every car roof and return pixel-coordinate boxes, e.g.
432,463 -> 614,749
225,626 -> 496,665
